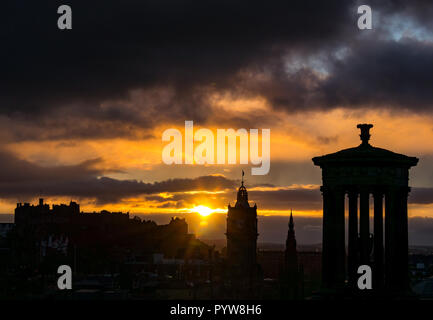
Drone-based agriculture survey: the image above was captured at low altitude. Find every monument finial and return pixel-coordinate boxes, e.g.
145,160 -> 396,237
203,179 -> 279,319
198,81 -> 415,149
357,123 -> 373,146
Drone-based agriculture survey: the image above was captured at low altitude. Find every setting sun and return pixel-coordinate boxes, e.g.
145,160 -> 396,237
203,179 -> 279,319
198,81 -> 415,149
192,205 -> 213,217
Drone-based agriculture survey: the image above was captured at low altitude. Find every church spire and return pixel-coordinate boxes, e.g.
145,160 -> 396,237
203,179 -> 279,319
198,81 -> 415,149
283,210 -> 300,299
289,209 -> 294,233
286,210 -> 296,252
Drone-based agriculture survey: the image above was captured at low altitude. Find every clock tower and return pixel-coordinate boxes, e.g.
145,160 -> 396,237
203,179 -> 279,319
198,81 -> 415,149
226,172 -> 259,284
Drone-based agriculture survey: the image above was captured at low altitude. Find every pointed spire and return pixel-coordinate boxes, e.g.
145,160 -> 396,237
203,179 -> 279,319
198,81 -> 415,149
289,209 -> 294,232
285,209 -> 297,260
241,169 -> 244,186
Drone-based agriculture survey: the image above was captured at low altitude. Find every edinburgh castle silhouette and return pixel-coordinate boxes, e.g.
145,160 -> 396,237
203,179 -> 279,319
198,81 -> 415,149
0,124 -> 424,299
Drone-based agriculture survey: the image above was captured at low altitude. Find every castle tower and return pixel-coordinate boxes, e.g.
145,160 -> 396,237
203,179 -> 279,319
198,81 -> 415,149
226,171 -> 259,286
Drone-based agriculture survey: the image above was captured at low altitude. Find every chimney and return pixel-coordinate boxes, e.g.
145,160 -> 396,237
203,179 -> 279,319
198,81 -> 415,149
39,198 -> 44,206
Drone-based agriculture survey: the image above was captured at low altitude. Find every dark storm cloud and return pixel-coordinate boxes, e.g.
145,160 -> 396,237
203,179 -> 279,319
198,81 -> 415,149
0,149 -> 236,203
249,188 -> 322,211
371,0 -> 433,28
1,0 -> 354,110
2,1 -> 433,141
0,150 -> 105,183
240,37 -> 433,113
1,0 -> 357,140
318,39 -> 433,111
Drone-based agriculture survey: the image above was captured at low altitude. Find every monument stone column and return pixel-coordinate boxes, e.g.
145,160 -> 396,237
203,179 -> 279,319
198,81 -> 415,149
334,187 -> 346,287
391,187 -> 410,293
359,189 -> 370,265
373,190 -> 384,290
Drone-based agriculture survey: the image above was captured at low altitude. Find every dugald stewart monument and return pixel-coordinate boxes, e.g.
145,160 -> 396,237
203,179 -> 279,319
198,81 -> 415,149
313,124 -> 418,298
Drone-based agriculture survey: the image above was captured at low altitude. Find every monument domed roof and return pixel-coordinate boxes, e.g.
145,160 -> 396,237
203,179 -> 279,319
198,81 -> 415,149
312,124 -> 418,167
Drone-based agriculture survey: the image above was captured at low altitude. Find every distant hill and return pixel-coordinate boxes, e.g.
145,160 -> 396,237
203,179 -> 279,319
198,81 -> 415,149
200,238 -> 433,255
200,238 -> 322,252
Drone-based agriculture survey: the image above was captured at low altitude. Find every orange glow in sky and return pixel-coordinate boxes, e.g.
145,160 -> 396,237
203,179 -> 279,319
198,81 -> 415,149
1,106 -> 433,218
192,205 -> 213,217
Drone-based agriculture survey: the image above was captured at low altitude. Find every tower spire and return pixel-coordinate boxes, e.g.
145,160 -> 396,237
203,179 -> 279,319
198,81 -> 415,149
289,209 -> 294,232
283,209 -> 299,299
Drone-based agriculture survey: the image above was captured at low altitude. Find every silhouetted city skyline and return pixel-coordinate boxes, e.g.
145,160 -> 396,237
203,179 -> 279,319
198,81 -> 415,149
2,0 -> 433,303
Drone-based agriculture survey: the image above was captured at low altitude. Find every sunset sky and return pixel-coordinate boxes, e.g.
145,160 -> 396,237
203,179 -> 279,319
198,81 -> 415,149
2,1 -> 433,243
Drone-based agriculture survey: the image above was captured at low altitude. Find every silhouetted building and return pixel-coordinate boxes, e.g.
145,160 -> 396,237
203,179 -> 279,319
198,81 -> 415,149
226,174 -> 261,296
284,211 -> 297,273
280,211 -> 303,299
15,198 -> 80,227
313,124 -> 418,297
10,199 -> 210,278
